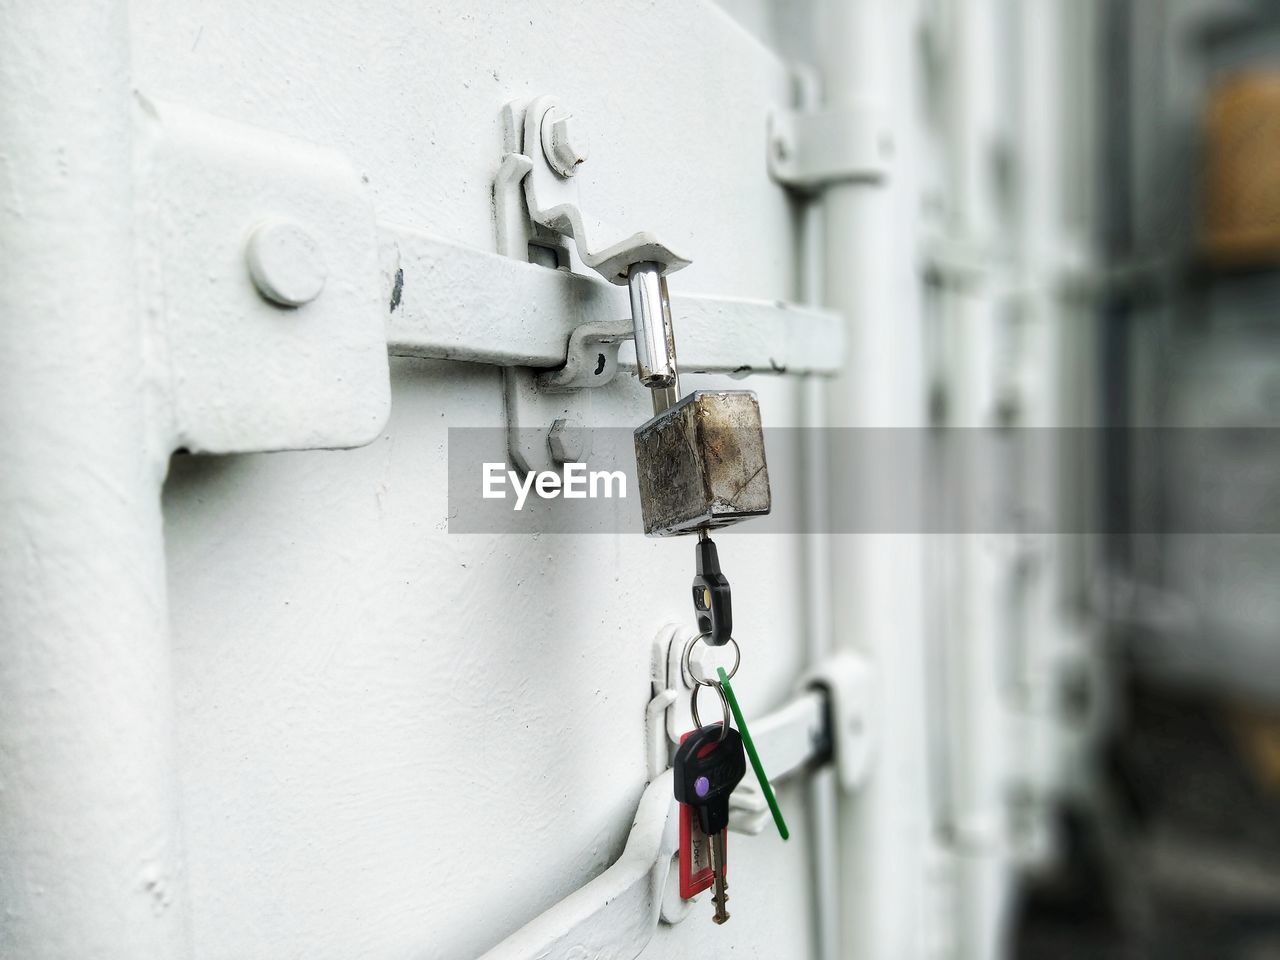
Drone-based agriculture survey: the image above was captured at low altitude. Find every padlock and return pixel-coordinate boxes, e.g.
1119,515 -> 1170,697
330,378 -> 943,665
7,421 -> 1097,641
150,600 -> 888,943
634,390 -> 771,536
626,262 -> 771,537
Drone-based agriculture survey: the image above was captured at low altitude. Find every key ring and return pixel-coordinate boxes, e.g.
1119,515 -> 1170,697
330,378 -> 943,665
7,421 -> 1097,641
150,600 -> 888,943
681,631 -> 741,689
690,680 -> 732,742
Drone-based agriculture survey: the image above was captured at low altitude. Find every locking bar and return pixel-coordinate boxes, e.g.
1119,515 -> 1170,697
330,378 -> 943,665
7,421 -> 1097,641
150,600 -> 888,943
382,226 -> 846,377
476,771 -> 679,960
486,95 -> 844,475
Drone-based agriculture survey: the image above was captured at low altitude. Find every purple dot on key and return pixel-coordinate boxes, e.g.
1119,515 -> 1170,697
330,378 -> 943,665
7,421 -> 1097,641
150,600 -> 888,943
694,775 -> 710,797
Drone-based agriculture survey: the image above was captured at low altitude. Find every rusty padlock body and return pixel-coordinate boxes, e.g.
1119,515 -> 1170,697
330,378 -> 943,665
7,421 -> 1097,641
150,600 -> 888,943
633,390 -> 771,537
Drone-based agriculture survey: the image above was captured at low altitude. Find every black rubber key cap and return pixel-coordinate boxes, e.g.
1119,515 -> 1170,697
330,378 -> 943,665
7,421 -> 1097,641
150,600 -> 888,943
692,535 -> 733,647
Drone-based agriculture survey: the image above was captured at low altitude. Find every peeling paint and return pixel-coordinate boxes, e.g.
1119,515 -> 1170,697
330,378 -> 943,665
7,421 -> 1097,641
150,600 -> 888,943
389,266 -> 404,313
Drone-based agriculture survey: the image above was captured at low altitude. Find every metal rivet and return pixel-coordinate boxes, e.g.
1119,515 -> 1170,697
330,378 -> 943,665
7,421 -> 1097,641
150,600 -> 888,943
246,219 -> 328,307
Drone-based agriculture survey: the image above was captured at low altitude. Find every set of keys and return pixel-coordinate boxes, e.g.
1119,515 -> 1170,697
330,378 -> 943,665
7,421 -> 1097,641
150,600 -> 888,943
674,707 -> 745,923
675,530 -> 743,923
670,531 -> 789,924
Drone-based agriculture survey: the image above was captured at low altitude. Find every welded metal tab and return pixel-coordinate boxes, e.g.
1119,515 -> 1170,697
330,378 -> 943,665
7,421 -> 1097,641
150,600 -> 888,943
536,319 -> 635,392
767,105 -> 891,191
633,390 -> 772,537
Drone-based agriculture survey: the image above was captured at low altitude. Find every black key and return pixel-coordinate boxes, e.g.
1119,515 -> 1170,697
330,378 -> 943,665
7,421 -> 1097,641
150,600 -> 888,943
674,723 -> 745,923
674,723 -> 745,835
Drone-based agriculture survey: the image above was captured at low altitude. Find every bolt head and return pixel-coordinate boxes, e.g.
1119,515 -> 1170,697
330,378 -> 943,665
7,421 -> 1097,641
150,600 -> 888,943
246,219 -> 328,307
547,418 -> 585,464
541,107 -> 589,178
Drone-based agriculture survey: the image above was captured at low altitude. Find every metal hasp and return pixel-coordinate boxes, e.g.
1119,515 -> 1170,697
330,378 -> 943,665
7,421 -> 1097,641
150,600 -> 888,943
633,391 -> 772,536
519,95 -> 691,282
495,95 -> 694,473
491,93 -> 844,483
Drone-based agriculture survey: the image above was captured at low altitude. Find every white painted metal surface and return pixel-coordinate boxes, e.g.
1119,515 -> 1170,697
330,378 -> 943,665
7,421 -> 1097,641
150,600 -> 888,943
147,5 -> 810,960
0,1 -> 1105,958
818,2 -> 935,958
0,5 -> 186,957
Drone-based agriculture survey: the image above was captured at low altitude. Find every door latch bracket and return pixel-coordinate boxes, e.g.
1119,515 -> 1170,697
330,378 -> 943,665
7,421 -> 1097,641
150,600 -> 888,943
537,319 -> 635,392
515,95 -> 690,283
496,96 -> 687,473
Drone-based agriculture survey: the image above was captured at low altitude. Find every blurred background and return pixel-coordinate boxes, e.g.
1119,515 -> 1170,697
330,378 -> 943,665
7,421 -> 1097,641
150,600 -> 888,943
720,0 -> 1280,955
1018,2 -> 1280,956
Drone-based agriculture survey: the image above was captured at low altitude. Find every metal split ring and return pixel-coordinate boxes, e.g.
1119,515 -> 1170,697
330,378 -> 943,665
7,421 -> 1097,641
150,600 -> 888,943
690,680 -> 732,742
681,632 -> 741,689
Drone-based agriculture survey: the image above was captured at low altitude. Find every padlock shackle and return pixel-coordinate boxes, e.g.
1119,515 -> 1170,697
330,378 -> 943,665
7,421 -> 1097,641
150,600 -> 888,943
627,261 -> 681,404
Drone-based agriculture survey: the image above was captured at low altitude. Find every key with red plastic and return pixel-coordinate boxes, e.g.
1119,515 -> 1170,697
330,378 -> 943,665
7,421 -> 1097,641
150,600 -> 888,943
675,730 -> 714,901
673,723 -> 746,923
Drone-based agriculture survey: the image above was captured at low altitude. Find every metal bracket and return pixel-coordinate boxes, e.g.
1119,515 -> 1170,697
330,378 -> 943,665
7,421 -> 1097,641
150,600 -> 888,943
137,97 -> 390,454
804,651 -> 876,792
513,96 -> 690,283
766,104 -> 892,192
492,103 -> 651,474
537,319 -> 635,392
